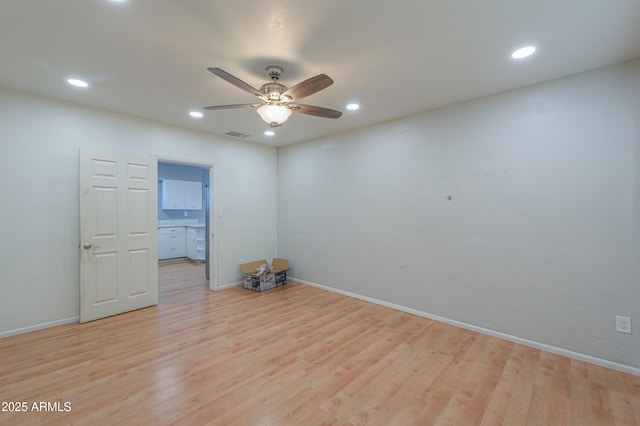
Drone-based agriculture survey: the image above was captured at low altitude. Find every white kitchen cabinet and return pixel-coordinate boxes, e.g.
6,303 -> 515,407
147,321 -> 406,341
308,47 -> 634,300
186,226 -> 206,262
161,180 -> 184,210
158,226 -> 187,260
183,181 -> 202,210
161,179 -> 202,210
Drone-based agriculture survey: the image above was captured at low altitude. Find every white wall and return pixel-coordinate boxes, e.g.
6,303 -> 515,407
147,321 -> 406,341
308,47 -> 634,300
0,87 -> 278,335
278,59 -> 640,371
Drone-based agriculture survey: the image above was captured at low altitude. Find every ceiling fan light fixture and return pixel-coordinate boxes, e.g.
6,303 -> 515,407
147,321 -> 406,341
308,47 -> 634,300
256,103 -> 292,126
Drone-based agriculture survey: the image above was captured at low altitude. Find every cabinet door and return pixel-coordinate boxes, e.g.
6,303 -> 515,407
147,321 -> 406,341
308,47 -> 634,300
158,227 -> 186,259
183,181 -> 202,210
186,228 -> 197,260
158,236 -> 174,259
162,180 -> 184,209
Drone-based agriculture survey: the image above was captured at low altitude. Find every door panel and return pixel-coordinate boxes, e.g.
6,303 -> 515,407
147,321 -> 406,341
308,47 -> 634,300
94,187 -> 117,237
80,149 -> 158,323
129,249 -> 151,296
128,188 -> 150,234
94,252 -> 118,304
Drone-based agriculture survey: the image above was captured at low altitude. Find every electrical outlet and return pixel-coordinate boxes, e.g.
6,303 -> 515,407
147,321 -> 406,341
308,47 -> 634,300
616,315 -> 632,334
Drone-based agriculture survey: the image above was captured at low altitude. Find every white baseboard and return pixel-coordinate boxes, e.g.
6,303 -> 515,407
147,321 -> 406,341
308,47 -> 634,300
217,281 -> 243,290
0,317 -> 80,339
2,281 -> 246,337
290,277 -> 640,377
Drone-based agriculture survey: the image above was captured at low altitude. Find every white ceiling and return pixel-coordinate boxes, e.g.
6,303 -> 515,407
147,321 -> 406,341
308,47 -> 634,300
1,1 -> 639,147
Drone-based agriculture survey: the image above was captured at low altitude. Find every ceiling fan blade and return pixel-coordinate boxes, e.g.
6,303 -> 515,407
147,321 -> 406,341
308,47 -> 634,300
207,67 -> 263,98
282,74 -> 333,101
203,103 -> 258,110
290,104 -> 342,119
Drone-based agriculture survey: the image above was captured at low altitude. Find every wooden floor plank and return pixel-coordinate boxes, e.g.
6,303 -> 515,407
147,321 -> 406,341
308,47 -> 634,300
0,261 -> 638,425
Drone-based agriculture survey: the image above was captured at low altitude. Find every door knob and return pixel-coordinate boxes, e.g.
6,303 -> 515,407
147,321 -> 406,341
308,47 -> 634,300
82,242 -> 93,249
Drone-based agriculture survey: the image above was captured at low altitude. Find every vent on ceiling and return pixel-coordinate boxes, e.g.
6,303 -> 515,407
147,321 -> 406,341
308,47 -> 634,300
225,131 -> 251,139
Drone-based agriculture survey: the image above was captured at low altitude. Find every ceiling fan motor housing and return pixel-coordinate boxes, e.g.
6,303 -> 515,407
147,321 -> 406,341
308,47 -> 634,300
260,82 -> 287,101
261,66 -> 288,101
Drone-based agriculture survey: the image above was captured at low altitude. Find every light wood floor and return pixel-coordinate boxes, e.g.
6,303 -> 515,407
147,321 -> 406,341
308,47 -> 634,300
1,262 -> 639,425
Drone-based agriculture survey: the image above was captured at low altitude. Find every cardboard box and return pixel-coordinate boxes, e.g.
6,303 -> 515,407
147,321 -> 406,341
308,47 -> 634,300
240,258 -> 289,292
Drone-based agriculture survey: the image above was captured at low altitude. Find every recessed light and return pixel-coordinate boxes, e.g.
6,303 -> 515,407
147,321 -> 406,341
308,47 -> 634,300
67,78 -> 89,88
346,103 -> 360,111
264,130 -> 275,136
511,46 -> 536,59
189,111 -> 203,118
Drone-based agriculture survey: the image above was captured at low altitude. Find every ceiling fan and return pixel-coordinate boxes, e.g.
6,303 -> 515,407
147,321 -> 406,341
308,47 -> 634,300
203,66 -> 342,127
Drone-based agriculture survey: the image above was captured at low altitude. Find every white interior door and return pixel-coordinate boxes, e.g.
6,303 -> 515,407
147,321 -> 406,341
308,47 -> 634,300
79,149 -> 158,323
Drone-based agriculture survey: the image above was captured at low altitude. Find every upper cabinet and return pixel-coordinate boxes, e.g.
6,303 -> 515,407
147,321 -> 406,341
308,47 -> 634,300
161,179 -> 202,210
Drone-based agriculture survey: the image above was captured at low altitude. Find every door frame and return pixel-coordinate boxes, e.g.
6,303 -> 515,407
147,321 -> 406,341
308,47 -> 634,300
153,153 -> 219,291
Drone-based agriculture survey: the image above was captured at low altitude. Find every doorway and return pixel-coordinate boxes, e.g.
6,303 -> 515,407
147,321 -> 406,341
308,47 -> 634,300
155,157 -> 218,292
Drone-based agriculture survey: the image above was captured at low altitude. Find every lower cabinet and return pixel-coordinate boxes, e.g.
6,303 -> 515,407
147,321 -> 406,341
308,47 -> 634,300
158,225 -> 205,262
158,227 -> 186,260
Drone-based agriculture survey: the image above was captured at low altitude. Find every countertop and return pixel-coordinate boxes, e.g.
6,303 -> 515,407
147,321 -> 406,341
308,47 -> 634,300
158,223 -> 205,228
